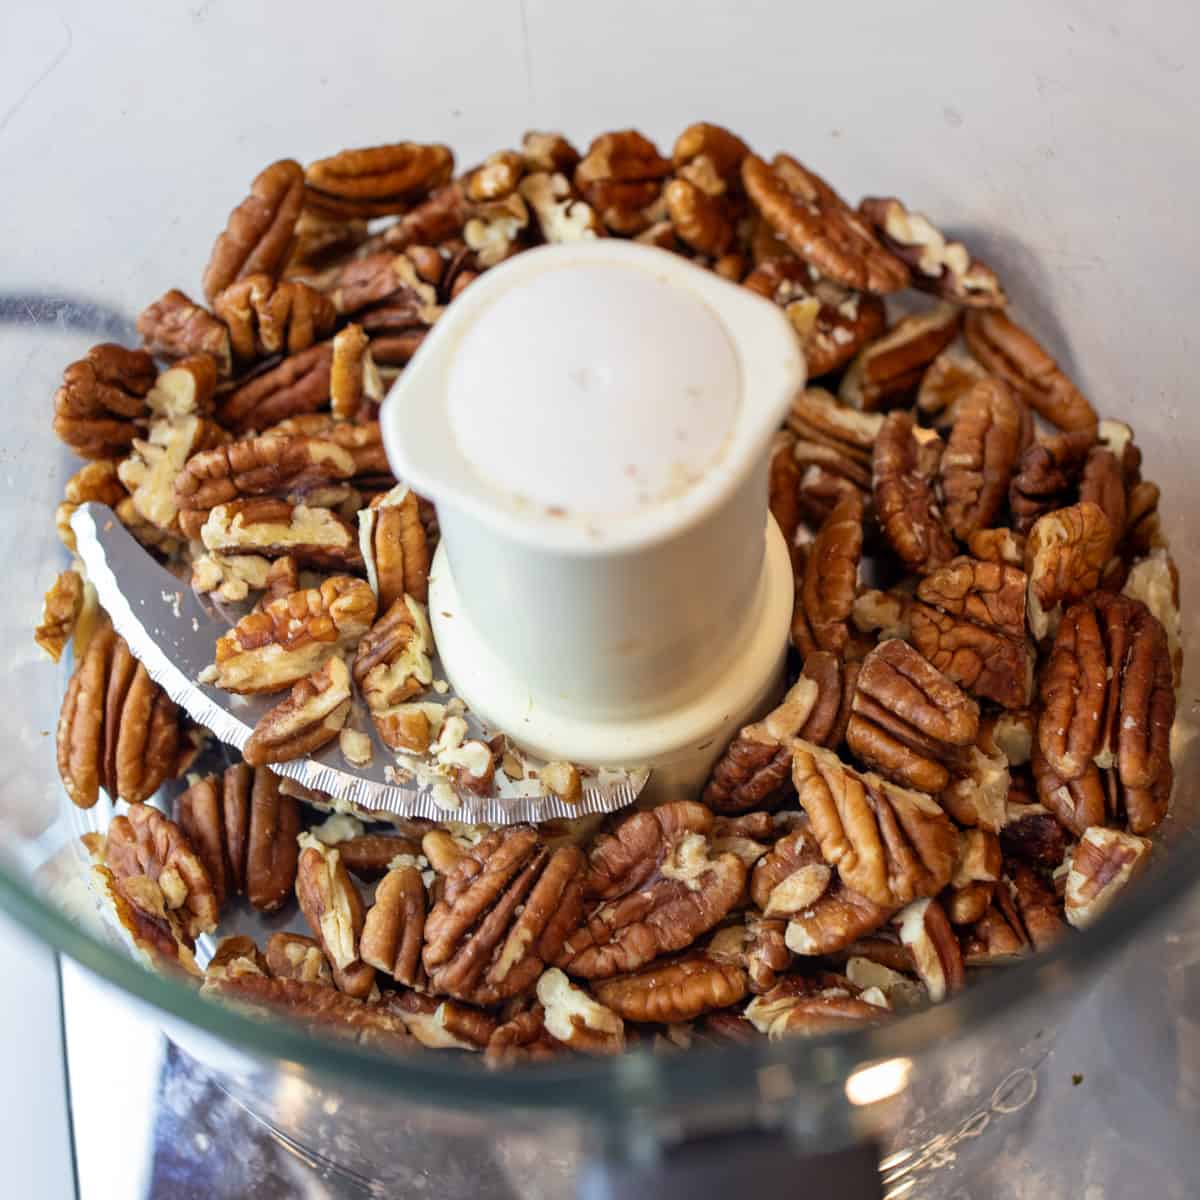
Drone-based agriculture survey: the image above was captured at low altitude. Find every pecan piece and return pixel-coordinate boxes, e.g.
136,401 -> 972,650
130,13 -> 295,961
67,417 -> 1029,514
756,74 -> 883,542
594,955 -> 747,1024
191,552 -> 271,602
916,556 -> 1027,640
56,460 -> 128,551
944,829 -> 1003,925
768,431 -> 802,546
846,639 -> 979,794
52,343 -> 156,460
744,974 -> 889,1038
202,159 -> 305,303
1079,446 -> 1127,542
213,275 -> 336,364
873,411 -> 955,572
212,575 -> 376,693
896,897 -> 964,1002
749,825 -> 831,918
464,192 -> 529,267
57,626 -> 181,808
264,413 -> 391,484
519,171 -> 603,244
859,196 -> 1007,307
673,121 -> 750,185
941,746 -> 1011,834
939,379 -> 1027,540
1123,549 -> 1183,688
103,803 -> 219,944
208,935 -> 271,980
792,491 -> 863,656
422,826 -> 585,1005
745,261 -> 886,378
838,305 -> 961,412
665,177 -> 734,256
35,569 -> 84,663
175,775 -> 231,909
792,740 -> 958,909
1000,797 -> 1071,869
559,802 -> 746,979
216,342 -> 334,434
201,498 -> 361,570
1064,826 -> 1151,929
484,1005 -> 565,1067
1008,429 -> 1095,533
360,865 -> 427,987
243,654 -> 353,766
220,763 -> 301,911
265,932 -> 333,985
785,878 -> 895,957
283,209 -> 369,280
917,345 -> 990,426
536,968 -> 625,1053
305,142 -> 454,218
964,309 -> 1096,432
968,527 -> 1026,567
959,887 -> 1031,966
352,596 -> 436,750
522,130 -> 582,174
1037,593 -> 1175,813
358,485 -> 430,608
573,130 -> 672,235
742,154 -> 908,293
1025,501 -> 1114,640
702,675 -> 820,813
330,323 -> 383,421
1007,864 -> 1066,950
796,651 -> 859,750
296,836 -> 375,997
137,290 -> 232,376
787,387 -> 884,467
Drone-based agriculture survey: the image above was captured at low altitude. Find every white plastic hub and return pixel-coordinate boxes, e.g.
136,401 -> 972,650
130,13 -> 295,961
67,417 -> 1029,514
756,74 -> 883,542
447,262 -> 741,518
381,241 -> 805,793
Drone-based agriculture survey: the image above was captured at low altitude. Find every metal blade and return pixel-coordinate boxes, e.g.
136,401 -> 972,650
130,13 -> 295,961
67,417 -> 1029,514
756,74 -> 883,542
70,503 -> 647,825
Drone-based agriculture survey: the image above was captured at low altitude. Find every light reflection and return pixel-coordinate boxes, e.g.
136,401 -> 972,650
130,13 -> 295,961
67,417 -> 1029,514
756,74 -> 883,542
844,1057 -> 912,1106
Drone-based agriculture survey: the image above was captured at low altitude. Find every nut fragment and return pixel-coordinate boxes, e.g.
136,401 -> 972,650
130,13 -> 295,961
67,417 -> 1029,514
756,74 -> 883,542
939,379 -> 1027,540
484,1005 -> 565,1067
792,740 -> 958,909
859,197 -> 1006,306
917,345 -> 990,425
846,639 -> 979,794
536,968 -> 625,1052
964,310 -> 1096,433
838,305 -> 960,412
56,460 -> 128,551
784,879 -> 895,957
744,973 -> 889,1038
296,836 -> 375,998
873,411 -> 955,572
665,178 -> 733,256
191,552 -> 272,602
352,595 -> 436,750
750,825 -> 831,918
118,413 -> 227,534
202,498 -> 361,570
212,575 -> 376,694
360,865 -> 426,987
1025,501 -> 1114,640
35,569 -> 84,663
203,159 -> 306,303
1008,429 -> 1095,534
52,343 -> 156,460
330,323 -> 383,420
1000,798 -> 1071,868
1064,826 -> 1151,929
137,290 -> 232,376
243,654 -> 353,766
56,626 -> 181,808
305,142 -> 454,218
968,527 -> 1026,567
573,130 -> 672,235
940,747 -> 1011,834
742,154 -> 908,293
1007,864 -> 1066,950
1123,549 -> 1183,688
594,955 -> 747,1024
944,828 -> 1002,925
540,761 -> 582,805
423,826 -> 585,1004
896,897 -> 964,1003
787,388 -> 884,467
519,171 -> 603,244
265,932 -> 333,985
358,485 -> 430,608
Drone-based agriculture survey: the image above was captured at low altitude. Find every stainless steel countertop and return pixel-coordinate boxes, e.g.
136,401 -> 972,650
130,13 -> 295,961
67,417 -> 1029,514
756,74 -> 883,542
43,876 -> 1200,1199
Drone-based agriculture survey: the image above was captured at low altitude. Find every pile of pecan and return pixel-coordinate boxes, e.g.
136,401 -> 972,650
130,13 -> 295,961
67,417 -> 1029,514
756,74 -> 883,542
40,125 -> 1180,1062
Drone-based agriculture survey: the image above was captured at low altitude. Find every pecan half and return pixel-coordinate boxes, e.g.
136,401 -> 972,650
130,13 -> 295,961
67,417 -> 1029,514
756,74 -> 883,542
768,431 -> 802,546
788,388 -> 884,467
536,969 -> 625,1053
939,378 -> 1027,540
573,130 -> 672,235
1025,501 -> 1114,640
1063,826 -> 1151,929
52,344 -> 156,460
964,310 -> 1096,433
916,345 -> 990,426
57,626 -> 181,808
352,596 -> 436,750
264,413 -> 391,484
358,485 -> 430,608
243,654 -> 353,766
201,498 -> 361,570
283,209 -> 369,280
846,639 -> 979,794
916,556 -> 1026,640
792,740 -> 958,909
792,491 -> 863,656
35,569 -> 84,663
859,197 -> 1007,307
795,651 -> 859,750
749,825 -> 831,918
744,974 -> 889,1038
742,155 -> 908,293
594,954 -> 747,1024
220,763 -> 301,911
1037,593 -> 1175,818
305,142 -> 454,218
559,802 -> 746,979
330,323 -> 383,421
103,803 -> 218,944
175,775 -> 230,909
216,342 -> 334,434
873,411 -> 955,572
213,275 -> 336,364
360,865 -> 426,987
702,675 -> 819,813
422,826 -> 585,1005
296,836 -> 375,997
1079,446 -> 1128,542
896,897 -> 964,1002
137,290 -> 232,376
785,877 -> 895,957
838,305 -> 961,411
1008,429 -> 1095,534
265,932 -> 333,985
202,159 -> 305,303
744,261 -> 886,378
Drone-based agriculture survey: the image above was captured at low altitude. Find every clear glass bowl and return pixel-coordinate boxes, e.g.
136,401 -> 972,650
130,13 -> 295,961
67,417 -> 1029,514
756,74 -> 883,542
3,4 -> 1198,1194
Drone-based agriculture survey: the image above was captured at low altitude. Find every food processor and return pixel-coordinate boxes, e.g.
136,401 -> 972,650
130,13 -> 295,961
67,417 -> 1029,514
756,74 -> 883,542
4,1 -> 1200,1195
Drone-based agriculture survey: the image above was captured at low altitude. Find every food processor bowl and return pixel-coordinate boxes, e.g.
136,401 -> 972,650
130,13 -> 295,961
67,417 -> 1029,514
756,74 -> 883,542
3,1 -> 1199,1195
